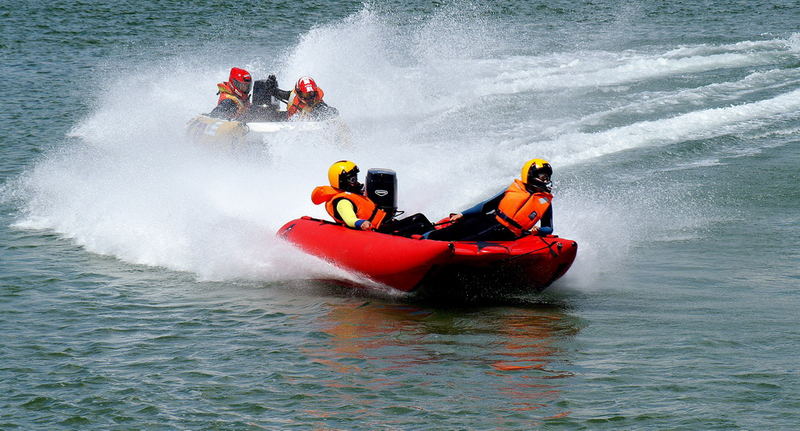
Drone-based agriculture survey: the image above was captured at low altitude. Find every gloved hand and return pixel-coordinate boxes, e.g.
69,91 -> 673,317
266,74 -> 277,86
536,226 -> 553,236
355,220 -> 373,230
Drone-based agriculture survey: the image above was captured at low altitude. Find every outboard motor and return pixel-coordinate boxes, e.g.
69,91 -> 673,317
249,79 -> 283,121
366,168 -> 397,220
252,79 -> 280,108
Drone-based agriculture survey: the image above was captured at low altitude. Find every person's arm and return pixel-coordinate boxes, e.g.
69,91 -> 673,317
274,88 -> 291,102
257,75 -> 291,102
456,190 -> 505,218
208,99 -> 238,120
336,200 -> 372,230
535,205 -> 553,235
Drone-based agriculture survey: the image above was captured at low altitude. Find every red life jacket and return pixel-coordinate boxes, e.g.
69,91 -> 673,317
286,88 -> 325,119
495,179 -> 553,237
311,185 -> 387,229
216,82 -> 251,118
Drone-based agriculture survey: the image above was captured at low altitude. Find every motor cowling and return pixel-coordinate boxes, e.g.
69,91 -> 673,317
366,168 -> 397,219
252,79 -> 279,108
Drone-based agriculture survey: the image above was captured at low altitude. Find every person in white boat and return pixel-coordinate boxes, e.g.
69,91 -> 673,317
264,75 -> 339,120
209,67 -> 252,121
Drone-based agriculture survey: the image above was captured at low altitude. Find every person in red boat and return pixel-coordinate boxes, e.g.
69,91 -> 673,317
209,67 -> 253,120
425,159 -> 555,241
311,160 -> 388,231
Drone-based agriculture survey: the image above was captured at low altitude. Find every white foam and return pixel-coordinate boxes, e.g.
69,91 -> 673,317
786,33 -> 800,51
571,68 -> 800,128
505,88 -> 800,167
475,50 -> 781,97
6,7 -> 800,288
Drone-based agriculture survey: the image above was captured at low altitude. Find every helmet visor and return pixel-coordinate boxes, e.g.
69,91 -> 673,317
536,171 -> 551,184
538,164 -> 553,179
529,164 -> 552,181
527,164 -> 552,190
339,168 -> 362,191
299,90 -> 317,102
343,170 -> 358,185
233,79 -> 252,94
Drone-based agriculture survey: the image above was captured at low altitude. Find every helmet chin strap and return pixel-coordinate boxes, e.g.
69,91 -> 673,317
526,180 -> 551,193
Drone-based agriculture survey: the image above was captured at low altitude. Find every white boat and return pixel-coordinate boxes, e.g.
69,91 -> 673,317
185,114 -> 349,149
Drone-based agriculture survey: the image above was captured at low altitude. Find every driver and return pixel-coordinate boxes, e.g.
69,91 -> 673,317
425,159 -> 555,241
209,67 -> 252,121
311,160 -> 388,230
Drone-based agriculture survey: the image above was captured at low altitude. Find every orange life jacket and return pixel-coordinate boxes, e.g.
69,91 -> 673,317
311,185 -> 387,229
287,88 -> 325,118
495,179 -> 553,237
216,82 -> 250,118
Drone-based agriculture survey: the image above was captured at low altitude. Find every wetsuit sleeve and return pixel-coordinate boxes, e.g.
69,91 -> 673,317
208,99 -> 238,120
274,88 -> 291,102
461,190 -> 505,217
540,205 -> 553,228
537,204 -> 553,235
336,199 -> 360,228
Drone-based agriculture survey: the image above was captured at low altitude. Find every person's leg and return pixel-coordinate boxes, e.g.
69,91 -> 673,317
467,223 -> 517,241
377,213 -> 433,237
424,215 -> 497,241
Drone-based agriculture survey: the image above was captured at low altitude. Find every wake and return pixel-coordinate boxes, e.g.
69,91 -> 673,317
4,3 -> 799,286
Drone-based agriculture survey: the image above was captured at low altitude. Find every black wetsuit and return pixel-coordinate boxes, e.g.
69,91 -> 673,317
424,190 -> 553,241
208,98 -> 239,120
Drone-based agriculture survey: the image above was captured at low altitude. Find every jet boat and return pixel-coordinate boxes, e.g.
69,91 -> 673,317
277,169 -> 576,298
186,78 -> 348,148
278,216 -> 577,297
185,114 -> 329,147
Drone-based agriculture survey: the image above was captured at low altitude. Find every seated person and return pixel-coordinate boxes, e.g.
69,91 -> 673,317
425,159 -> 555,241
209,67 -> 252,121
311,160 -> 388,231
265,75 -> 339,120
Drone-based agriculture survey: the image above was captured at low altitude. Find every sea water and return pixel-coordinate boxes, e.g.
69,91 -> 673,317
1,1 -> 799,429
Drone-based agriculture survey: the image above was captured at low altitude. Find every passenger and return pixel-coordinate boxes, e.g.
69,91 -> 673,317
425,159 -> 555,241
312,160 -> 388,231
209,67 -> 252,121
267,75 -> 339,120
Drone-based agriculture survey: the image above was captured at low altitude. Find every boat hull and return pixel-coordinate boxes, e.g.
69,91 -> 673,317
186,114 -> 348,149
278,217 -> 577,296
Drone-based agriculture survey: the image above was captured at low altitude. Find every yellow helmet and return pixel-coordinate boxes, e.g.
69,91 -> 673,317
521,158 -> 553,191
328,160 -> 360,190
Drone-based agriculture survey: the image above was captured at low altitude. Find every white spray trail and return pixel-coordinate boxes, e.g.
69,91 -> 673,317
5,5 -> 800,288
508,88 -> 800,166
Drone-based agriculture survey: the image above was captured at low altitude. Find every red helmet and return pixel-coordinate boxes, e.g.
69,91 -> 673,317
295,76 -> 319,102
229,67 -> 252,95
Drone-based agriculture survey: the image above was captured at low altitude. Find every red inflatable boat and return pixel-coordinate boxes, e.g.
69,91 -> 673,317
278,216 -> 577,297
